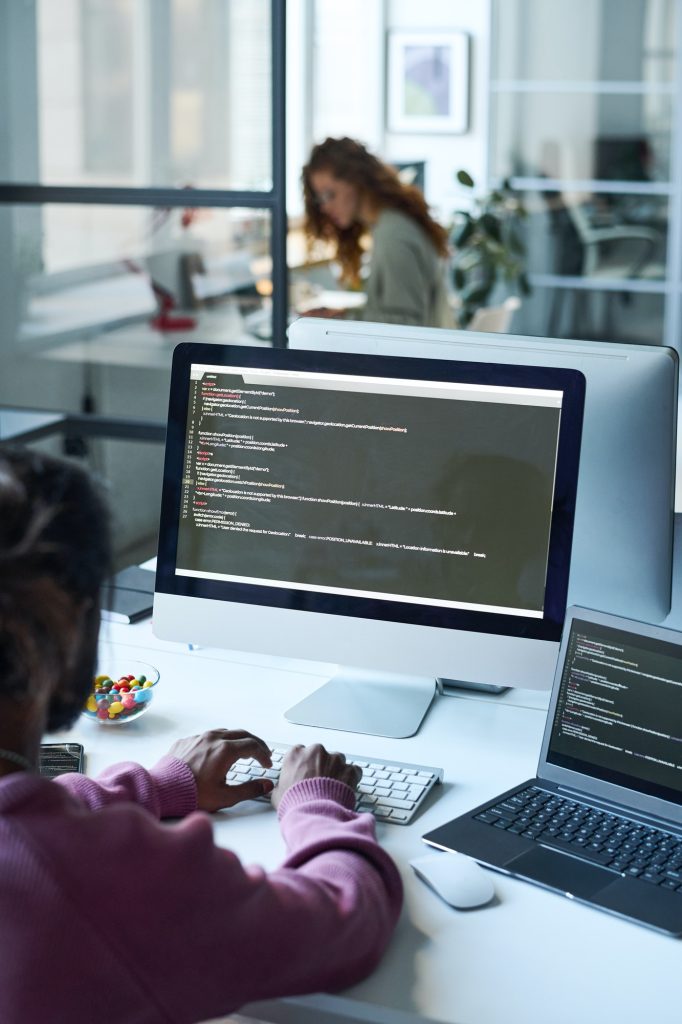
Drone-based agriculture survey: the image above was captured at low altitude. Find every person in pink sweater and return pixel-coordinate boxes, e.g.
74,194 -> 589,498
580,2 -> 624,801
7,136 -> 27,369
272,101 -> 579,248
0,446 -> 403,1024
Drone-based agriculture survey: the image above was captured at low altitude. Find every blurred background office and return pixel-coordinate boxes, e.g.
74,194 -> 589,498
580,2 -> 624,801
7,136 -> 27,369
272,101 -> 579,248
0,0 -> 678,567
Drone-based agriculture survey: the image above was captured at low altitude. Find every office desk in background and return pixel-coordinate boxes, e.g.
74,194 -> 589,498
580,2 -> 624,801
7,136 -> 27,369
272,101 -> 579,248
47,616 -> 681,1024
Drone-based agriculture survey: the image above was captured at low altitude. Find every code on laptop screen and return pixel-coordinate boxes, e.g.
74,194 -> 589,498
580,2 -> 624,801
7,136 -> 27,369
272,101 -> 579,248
548,617 -> 682,805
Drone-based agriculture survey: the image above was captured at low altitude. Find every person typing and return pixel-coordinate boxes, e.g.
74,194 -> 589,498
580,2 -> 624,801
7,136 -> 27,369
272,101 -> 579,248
0,446 -> 403,1024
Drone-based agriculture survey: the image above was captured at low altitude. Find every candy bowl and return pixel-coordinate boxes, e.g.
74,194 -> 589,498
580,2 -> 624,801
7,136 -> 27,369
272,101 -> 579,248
81,660 -> 160,725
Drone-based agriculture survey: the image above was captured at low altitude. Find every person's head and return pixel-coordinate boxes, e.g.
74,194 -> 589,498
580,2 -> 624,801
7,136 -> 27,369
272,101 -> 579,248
0,446 -> 111,733
302,136 -> 449,287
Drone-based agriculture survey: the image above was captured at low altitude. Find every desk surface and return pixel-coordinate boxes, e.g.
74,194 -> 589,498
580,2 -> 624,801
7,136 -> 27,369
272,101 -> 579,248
49,618 -> 681,1024
0,408 -> 66,441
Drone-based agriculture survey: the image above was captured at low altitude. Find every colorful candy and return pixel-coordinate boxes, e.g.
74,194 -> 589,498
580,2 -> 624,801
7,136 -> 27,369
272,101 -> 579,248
83,670 -> 157,723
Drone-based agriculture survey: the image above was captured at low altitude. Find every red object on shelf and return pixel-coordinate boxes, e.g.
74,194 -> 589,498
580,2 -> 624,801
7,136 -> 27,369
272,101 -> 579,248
150,285 -> 196,332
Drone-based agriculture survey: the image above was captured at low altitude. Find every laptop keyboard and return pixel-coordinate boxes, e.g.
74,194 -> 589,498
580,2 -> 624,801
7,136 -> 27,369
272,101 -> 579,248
226,743 -> 444,824
476,786 -> 682,891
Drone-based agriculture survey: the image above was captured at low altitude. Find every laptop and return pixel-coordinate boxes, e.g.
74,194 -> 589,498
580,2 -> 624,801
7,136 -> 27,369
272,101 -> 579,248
422,605 -> 682,936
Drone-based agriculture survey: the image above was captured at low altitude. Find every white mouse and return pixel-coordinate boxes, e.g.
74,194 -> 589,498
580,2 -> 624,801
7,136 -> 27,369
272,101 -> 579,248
410,851 -> 495,909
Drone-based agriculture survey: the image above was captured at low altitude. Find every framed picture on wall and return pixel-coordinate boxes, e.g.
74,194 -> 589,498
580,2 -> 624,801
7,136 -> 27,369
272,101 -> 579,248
387,31 -> 469,134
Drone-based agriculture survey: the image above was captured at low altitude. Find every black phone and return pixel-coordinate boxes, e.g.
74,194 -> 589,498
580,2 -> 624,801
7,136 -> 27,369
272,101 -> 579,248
39,743 -> 85,778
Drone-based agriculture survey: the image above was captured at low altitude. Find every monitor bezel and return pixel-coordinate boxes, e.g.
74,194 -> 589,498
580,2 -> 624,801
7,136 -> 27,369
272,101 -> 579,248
156,342 -> 585,644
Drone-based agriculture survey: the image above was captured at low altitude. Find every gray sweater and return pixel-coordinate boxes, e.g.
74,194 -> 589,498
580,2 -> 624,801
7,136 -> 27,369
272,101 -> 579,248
351,208 -> 453,329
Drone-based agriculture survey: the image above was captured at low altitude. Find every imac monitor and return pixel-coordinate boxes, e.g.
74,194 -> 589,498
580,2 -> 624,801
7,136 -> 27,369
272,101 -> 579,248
154,342 -> 585,737
289,318 -> 678,626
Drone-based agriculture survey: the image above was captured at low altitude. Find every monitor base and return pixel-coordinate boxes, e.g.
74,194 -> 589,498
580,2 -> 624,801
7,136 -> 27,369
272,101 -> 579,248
284,667 -> 438,738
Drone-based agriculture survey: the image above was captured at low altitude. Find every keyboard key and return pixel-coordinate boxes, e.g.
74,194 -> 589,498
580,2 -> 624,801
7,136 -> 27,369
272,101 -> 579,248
389,809 -> 411,822
493,804 -> 520,820
641,871 -> 665,885
381,796 -> 416,810
475,810 -> 502,824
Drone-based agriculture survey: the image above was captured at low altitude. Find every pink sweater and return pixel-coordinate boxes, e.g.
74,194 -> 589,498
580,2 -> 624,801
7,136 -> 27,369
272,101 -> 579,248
0,757 -> 403,1023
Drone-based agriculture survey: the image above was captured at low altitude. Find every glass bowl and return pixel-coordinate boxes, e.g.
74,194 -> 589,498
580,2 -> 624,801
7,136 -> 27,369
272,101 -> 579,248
81,660 -> 160,725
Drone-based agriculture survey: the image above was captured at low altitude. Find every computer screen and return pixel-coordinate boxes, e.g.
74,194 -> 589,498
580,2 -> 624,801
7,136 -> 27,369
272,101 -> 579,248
546,614 -> 682,805
154,342 -> 584,736
288,319 -> 678,626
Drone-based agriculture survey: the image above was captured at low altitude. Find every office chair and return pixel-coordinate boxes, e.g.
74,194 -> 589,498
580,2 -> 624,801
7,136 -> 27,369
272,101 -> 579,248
546,194 -> 661,339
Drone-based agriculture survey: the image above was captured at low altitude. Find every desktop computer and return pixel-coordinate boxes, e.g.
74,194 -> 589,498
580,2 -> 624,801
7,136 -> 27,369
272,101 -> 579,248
289,318 -> 678,626
153,341 -> 585,737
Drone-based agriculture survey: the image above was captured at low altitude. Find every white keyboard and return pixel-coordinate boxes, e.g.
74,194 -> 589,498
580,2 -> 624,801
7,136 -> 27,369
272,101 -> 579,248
226,743 -> 444,825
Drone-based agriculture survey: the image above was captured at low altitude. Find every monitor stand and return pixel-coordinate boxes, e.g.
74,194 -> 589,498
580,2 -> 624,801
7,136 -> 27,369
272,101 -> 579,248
284,667 -> 438,738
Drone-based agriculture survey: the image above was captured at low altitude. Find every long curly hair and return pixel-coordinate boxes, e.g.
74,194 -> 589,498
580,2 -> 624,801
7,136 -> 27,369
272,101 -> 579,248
0,446 -> 111,730
302,137 -> 449,287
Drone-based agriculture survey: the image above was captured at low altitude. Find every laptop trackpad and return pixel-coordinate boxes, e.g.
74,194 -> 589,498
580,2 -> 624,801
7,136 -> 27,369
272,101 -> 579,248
508,845 -> 612,899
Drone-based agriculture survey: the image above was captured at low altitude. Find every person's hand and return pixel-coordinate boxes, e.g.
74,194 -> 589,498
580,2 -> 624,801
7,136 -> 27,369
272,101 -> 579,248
270,743 -> 361,810
167,729 -> 274,812
299,306 -> 346,319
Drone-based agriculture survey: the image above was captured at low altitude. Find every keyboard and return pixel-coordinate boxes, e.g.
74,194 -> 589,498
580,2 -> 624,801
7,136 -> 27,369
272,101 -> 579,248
226,743 -> 444,825
477,786 -> 682,890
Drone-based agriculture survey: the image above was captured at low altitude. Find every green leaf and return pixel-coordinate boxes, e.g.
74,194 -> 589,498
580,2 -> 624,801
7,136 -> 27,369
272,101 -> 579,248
479,213 -> 502,242
452,217 -> 475,247
456,169 -> 475,188
481,238 -> 506,259
453,266 -> 465,289
455,250 -> 481,272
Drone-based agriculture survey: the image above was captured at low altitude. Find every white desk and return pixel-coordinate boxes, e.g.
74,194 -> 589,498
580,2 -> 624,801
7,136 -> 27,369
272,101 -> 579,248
49,617 -> 681,1024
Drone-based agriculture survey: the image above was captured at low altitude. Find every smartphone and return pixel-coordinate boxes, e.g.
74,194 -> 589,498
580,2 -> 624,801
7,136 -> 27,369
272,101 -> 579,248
39,743 -> 85,778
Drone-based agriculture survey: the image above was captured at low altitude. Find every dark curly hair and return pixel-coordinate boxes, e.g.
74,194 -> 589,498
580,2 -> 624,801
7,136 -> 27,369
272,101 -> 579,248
302,136 -> 449,288
0,446 -> 111,730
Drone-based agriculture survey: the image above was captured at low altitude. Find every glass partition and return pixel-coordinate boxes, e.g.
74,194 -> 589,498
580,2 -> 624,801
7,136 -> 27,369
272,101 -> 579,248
517,191 -> 668,281
0,199 -> 277,562
512,283 -> 666,345
492,92 -> 673,183
30,0 -> 272,190
494,0 -> 676,83
491,0 -> 678,347
1,203 -> 274,358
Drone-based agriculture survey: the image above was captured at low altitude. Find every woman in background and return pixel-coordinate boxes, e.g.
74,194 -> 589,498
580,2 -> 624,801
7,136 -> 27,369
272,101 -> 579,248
0,445 -> 402,1024
302,135 -> 453,328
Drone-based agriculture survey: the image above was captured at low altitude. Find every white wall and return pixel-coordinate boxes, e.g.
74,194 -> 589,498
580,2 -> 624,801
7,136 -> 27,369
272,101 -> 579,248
385,0 -> 492,222
289,0 -> 493,224
286,0 -> 385,218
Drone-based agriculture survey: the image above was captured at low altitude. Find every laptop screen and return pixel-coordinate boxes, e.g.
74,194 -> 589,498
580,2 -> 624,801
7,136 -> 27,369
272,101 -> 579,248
547,616 -> 682,806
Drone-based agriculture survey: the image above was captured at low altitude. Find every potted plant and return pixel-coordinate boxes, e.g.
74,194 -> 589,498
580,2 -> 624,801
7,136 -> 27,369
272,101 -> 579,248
450,170 -> 530,327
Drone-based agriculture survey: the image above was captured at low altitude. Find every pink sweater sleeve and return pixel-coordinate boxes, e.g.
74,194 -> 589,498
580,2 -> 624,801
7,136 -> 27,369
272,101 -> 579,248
54,754 -> 198,818
49,763 -> 403,1020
